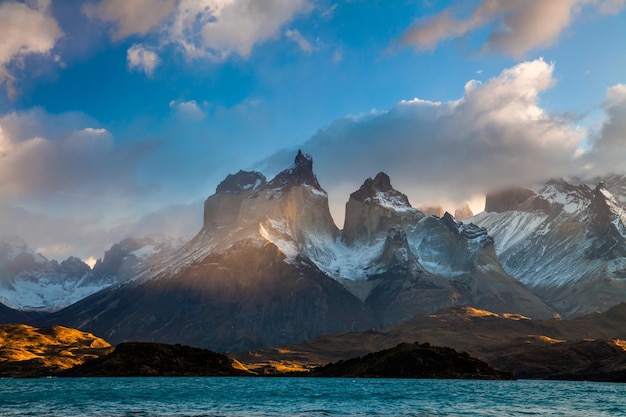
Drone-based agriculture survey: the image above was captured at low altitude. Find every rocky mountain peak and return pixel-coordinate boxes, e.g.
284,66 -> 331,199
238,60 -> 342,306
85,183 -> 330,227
351,172 -> 407,206
438,212 -> 493,248
454,204 -> 474,221
378,227 -> 420,268
343,174 -> 421,244
484,187 -> 537,213
216,170 -> 266,194
267,150 -> 322,191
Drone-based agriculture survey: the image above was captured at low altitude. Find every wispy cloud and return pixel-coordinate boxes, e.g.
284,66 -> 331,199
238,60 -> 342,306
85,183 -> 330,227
82,0 -> 176,40
285,29 -> 316,54
398,0 -> 626,58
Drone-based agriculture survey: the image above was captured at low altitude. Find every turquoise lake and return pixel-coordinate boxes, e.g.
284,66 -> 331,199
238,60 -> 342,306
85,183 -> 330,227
1,377 -> 624,416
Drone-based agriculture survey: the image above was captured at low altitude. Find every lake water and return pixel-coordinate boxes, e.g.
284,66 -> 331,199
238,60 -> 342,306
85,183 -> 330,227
0,377 -> 625,416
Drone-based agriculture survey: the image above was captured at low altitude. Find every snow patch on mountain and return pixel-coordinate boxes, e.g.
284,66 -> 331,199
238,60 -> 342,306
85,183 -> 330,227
306,236 -> 386,280
600,187 -> 626,239
0,275 -> 110,311
366,191 -> 417,213
259,218 -> 299,260
472,211 -> 548,254
535,183 -> 589,215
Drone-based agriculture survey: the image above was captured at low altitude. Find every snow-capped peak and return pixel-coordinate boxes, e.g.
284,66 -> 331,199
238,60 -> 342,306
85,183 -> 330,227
351,172 -> 417,213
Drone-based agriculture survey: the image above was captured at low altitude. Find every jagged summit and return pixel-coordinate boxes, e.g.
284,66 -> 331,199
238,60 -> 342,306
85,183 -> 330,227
473,176 -> 626,317
351,172 -> 411,209
377,227 -> 421,269
267,150 -> 322,191
216,170 -> 266,194
343,173 -> 422,244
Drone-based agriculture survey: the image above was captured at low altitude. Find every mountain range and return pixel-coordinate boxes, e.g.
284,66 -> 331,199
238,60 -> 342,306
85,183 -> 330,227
1,151 -> 626,353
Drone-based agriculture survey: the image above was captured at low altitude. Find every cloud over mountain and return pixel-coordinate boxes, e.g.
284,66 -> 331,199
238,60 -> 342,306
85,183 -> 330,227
261,58 -> 584,220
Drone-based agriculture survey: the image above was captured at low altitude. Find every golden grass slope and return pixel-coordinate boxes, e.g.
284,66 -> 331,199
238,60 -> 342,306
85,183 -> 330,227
0,324 -> 112,377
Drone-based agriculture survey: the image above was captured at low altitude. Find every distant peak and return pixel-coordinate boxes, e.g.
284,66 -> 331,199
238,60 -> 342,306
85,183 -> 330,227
216,170 -> 267,194
295,150 -> 313,166
267,150 -> 322,191
372,172 -> 392,191
351,172 -> 411,210
360,172 -> 393,193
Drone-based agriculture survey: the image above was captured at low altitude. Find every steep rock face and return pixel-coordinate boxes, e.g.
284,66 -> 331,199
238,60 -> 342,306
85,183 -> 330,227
419,206 -> 445,217
335,175 -> 553,322
484,188 -> 539,213
343,173 -> 423,244
473,177 -> 626,317
35,151 -> 554,351
454,204 -> 474,221
403,213 -> 553,319
363,228 -> 452,326
48,152 -> 371,352
50,239 -> 373,353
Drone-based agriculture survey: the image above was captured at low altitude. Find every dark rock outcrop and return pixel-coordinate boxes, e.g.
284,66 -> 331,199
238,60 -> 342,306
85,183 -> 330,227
267,150 -> 322,191
216,170 -> 267,194
311,342 -> 513,379
238,304 -> 626,382
61,342 -> 251,377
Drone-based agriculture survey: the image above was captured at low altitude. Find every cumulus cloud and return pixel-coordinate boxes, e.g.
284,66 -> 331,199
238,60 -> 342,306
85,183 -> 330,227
82,0 -> 176,39
168,0 -> 312,59
259,59 -> 584,222
169,99 -> 207,120
583,84 -> 626,174
85,0 -> 312,61
127,44 -> 161,76
398,0 -> 624,58
0,0 -> 63,96
0,108 -> 151,200
0,107 -> 184,260
285,29 -> 315,54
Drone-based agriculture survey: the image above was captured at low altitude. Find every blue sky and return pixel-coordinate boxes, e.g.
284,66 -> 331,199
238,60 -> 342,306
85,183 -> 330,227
0,0 -> 625,263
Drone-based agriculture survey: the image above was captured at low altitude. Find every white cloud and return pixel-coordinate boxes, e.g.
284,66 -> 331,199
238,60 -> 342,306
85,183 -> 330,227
285,29 -> 315,54
583,83 -> 626,174
0,0 -> 63,96
0,108 -> 151,200
332,48 -> 344,63
86,0 -> 313,61
600,0 -> 626,13
127,44 -> 161,76
169,99 -> 207,121
398,0 -> 623,58
259,59 -> 584,222
82,0 -> 176,39
169,0 -> 312,60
